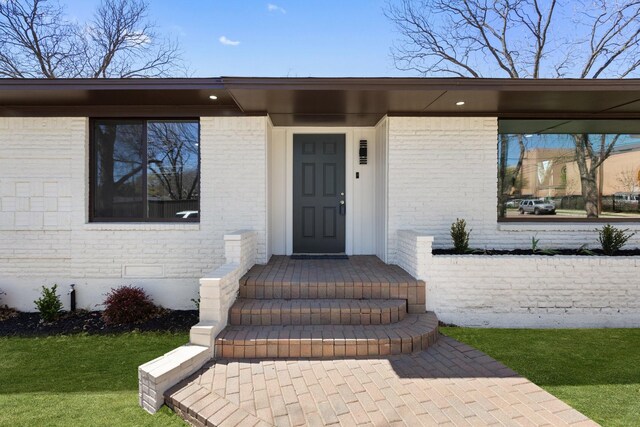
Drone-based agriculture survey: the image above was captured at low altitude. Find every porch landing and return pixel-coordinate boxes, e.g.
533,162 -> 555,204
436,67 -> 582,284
239,256 -> 426,314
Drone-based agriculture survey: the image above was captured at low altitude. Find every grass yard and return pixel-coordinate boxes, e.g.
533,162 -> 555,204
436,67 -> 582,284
0,332 -> 188,427
442,327 -> 640,427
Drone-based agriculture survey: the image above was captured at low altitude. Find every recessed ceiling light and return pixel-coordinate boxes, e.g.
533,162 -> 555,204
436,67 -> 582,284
455,101 -> 465,106
209,95 -> 218,100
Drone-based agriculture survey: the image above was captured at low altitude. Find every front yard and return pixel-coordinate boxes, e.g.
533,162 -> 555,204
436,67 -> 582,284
442,327 -> 640,427
0,332 -> 188,427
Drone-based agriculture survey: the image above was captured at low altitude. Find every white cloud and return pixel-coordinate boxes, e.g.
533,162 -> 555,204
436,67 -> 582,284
267,3 -> 286,13
219,36 -> 240,46
128,31 -> 151,46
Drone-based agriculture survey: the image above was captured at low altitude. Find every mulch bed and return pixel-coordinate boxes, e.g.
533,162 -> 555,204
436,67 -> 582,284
433,248 -> 640,256
0,309 -> 198,337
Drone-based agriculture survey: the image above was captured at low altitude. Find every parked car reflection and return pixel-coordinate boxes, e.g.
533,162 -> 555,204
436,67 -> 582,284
518,200 -> 556,215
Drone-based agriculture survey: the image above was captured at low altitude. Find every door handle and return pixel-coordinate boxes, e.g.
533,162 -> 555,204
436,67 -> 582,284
339,200 -> 345,216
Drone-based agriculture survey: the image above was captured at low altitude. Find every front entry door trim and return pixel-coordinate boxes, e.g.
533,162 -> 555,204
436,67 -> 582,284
285,128 -> 354,256
293,134 -> 346,253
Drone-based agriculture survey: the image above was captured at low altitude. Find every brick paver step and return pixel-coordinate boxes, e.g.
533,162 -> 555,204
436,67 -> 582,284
229,298 -> 407,326
215,312 -> 439,359
239,278 -> 425,314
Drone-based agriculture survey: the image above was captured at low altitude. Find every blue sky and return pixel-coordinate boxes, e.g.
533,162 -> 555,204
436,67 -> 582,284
67,0 -> 402,77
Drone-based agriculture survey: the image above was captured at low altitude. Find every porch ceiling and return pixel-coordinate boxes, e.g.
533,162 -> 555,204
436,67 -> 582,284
1,77 -> 640,126
223,77 -> 640,126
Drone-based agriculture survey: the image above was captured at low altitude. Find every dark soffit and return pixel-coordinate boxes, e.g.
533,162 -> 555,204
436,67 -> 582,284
0,78 -> 241,117
222,77 -> 640,126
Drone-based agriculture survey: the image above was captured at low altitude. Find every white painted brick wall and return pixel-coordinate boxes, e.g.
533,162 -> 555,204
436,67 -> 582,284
396,230 -> 433,281
138,344 -> 210,413
190,230 -> 257,348
0,117 -> 268,311
427,255 -> 640,327
386,117 -> 640,261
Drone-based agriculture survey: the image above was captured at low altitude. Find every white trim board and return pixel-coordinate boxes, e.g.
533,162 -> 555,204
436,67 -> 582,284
268,126 -> 377,256
285,128 -> 354,255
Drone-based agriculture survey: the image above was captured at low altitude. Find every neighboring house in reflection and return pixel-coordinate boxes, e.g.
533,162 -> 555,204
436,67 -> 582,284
518,141 -> 640,199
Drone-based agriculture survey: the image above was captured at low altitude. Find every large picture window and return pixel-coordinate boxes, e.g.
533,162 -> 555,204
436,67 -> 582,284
91,119 -> 200,222
498,120 -> 640,221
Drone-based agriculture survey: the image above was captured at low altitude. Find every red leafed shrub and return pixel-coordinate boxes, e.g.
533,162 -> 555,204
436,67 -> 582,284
102,286 -> 159,325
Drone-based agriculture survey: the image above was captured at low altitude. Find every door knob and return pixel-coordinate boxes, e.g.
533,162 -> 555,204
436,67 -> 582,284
339,200 -> 345,205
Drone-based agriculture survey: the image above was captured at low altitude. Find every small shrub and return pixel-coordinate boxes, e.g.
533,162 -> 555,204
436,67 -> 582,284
450,218 -> 471,254
34,284 -> 63,322
102,285 -> 159,325
191,292 -> 200,310
597,224 -> 635,256
530,236 -> 540,252
530,236 -> 558,255
577,244 -> 596,256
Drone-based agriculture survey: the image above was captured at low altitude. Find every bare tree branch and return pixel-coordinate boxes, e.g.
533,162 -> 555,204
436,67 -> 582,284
0,0 -> 185,78
386,0 -> 639,78
579,1 -> 640,78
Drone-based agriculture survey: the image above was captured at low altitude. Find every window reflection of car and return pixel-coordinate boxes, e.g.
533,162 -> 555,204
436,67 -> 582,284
614,192 -> 640,204
518,200 -> 556,215
175,210 -> 199,219
505,199 -> 521,208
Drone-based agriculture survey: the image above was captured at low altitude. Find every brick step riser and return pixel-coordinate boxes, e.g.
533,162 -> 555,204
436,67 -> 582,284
229,308 -> 407,326
215,328 -> 439,359
239,283 -> 425,314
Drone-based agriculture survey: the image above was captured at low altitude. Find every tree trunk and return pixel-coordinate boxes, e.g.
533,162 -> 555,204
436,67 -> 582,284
498,134 -> 509,217
97,127 -> 116,217
574,134 -> 600,218
580,171 -> 599,218
509,134 -> 526,195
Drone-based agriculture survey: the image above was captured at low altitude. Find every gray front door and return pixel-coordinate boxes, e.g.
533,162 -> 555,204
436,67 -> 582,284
293,134 -> 346,253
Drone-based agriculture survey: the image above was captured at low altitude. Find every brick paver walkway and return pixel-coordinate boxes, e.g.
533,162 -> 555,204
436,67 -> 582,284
166,336 -> 597,427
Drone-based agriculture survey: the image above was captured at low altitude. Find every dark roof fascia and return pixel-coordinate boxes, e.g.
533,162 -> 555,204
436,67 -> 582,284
2,76 -> 640,92
220,76 -> 640,92
0,77 -> 225,91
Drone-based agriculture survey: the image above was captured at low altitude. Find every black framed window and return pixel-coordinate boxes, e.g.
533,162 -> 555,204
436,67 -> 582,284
91,119 -> 200,222
498,119 -> 640,222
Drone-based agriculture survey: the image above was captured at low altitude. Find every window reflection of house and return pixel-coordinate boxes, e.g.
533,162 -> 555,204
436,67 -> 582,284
518,148 -> 575,197
518,141 -> 640,199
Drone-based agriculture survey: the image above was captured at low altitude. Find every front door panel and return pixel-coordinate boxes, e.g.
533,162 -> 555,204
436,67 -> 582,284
293,134 -> 346,253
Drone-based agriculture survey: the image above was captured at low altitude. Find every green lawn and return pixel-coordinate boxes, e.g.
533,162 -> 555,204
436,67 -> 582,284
442,327 -> 640,427
0,332 -> 188,427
